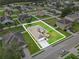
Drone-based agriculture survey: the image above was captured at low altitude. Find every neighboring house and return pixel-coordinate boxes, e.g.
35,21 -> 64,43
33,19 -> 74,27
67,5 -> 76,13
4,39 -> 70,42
36,6 -> 45,16
15,5 -> 27,12
18,13 -> 32,22
7,4 -> 15,9
0,16 -> 14,25
20,5 -> 27,11
3,32 -> 26,47
63,1 -> 74,8
4,6 -> 13,16
2,32 -> 31,59
65,12 -> 79,22
36,11 -> 45,16
50,9 -> 62,15
56,19 -> 72,30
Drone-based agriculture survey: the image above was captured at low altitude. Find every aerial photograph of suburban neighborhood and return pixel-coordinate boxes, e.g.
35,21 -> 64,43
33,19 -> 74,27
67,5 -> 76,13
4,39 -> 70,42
0,0 -> 79,59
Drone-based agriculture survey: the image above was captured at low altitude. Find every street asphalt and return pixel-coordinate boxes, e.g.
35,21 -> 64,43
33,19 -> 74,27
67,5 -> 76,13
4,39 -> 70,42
32,33 -> 79,59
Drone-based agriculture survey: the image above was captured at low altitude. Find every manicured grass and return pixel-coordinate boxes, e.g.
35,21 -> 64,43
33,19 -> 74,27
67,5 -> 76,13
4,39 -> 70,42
0,11 -> 4,16
13,10 -> 21,15
0,40 -> 2,48
65,54 -> 78,59
25,21 -> 65,45
11,15 -> 18,19
36,15 -> 50,19
23,32 -> 40,54
56,28 -> 71,37
71,21 -> 79,32
0,26 -> 25,36
43,18 -> 57,27
6,26 -> 25,32
15,2 -> 32,5
0,7 -> 4,10
43,18 -> 71,37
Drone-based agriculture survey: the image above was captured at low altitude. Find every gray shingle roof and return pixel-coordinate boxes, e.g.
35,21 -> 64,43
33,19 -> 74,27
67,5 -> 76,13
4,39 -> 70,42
0,16 -> 14,24
58,19 -> 72,24
3,32 -> 26,47
19,13 -> 31,21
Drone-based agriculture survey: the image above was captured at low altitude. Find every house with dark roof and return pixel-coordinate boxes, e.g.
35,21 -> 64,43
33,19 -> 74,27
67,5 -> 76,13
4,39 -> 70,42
56,19 -> 72,30
2,32 -> 31,59
36,6 -> 45,16
15,5 -> 27,12
18,13 -> 32,22
4,6 -> 13,16
65,12 -> 79,22
0,16 -> 14,25
3,32 -> 26,47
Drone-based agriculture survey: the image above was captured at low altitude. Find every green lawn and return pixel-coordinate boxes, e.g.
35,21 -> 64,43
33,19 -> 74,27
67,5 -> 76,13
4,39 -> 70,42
13,10 -> 21,15
56,28 -> 71,37
15,2 -> 32,5
0,7 -> 4,10
72,21 -> 79,32
43,18 -> 57,27
11,15 -> 18,19
23,32 -> 40,54
36,15 -> 50,19
0,26 -> 25,36
43,18 -> 71,37
65,54 -> 78,59
0,11 -> 4,16
0,40 -> 2,48
25,21 -> 65,45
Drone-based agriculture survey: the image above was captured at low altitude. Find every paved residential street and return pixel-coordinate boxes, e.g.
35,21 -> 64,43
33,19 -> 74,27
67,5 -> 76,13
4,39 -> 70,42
32,33 -> 79,59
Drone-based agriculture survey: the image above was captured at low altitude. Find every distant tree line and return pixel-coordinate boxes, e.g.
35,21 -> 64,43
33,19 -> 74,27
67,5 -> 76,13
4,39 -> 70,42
0,0 -> 46,5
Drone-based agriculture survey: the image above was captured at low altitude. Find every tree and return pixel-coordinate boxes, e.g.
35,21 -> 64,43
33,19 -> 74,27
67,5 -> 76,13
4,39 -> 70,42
26,17 -> 32,27
61,7 -> 72,17
0,40 -> 22,59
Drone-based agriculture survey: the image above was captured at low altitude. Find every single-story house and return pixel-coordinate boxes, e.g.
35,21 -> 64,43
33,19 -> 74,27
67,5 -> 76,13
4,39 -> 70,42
36,6 -> 45,16
3,32 -> 27,48
15,5 -> 27,12
2,32 -> 31,58
56,19 -> 72,30
4,6 -> 13,15
0,16 -> 14,25
65,12 -> 79,22
18,13 -> 32,22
